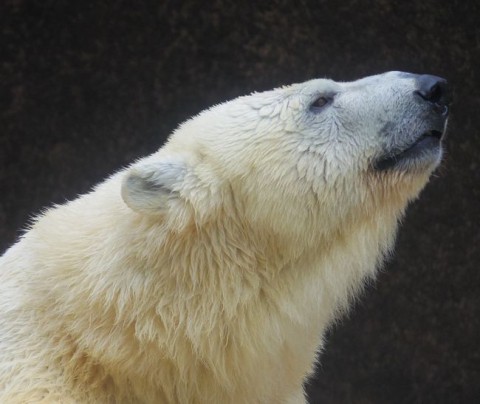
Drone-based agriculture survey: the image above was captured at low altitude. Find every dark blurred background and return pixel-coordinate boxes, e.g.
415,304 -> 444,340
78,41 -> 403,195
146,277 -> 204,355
1,1 -> 479,403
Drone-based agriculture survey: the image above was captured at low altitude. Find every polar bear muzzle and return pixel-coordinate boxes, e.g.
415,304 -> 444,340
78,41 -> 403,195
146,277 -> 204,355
374,74 -> 450,171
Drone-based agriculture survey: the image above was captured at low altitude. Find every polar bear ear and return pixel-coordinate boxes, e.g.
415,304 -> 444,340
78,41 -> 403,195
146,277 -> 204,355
121,157 -> 188,214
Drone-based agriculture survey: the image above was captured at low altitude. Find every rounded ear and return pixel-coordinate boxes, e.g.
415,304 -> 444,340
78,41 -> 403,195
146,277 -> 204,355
121,156 -> 188,214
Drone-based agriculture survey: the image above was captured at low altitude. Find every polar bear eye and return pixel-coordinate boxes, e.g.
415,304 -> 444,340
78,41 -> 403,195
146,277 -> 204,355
310,95 -> 333,111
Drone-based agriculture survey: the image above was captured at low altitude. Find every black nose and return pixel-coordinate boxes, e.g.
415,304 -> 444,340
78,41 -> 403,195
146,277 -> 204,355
415,75 -> 451,112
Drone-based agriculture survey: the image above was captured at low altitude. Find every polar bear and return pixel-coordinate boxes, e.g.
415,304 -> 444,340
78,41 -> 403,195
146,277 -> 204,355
0,72 -> 449,403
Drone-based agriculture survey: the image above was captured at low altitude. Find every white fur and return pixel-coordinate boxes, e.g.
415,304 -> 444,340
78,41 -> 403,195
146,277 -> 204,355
0,72 -> 440,403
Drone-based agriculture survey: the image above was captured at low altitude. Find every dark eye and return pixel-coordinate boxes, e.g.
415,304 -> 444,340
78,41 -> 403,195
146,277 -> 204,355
310,95 -> 333,110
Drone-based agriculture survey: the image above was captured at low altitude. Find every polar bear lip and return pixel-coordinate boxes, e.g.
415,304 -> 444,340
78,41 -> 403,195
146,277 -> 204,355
374,129 -> 444,171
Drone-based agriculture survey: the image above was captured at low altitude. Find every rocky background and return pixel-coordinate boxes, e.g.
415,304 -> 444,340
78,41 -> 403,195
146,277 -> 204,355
1,1 -> 479,403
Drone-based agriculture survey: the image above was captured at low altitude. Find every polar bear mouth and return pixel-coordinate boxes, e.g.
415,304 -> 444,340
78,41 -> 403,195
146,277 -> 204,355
374,129 -> 444,171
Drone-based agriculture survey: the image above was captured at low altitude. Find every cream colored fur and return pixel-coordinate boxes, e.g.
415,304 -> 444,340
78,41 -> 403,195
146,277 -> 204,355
0,72 -> 443,403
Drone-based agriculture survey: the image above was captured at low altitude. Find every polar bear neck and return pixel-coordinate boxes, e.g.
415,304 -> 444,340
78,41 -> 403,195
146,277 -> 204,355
16,172 -> 403,401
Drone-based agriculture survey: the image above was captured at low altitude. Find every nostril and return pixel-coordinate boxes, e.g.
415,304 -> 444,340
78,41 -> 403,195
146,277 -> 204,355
422,83 -> 442,103
415,74 -> 450,107
416,82 -> 444,104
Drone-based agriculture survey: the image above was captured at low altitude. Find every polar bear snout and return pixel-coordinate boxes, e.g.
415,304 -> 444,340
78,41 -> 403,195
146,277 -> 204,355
373,73 -> 451,172
412,74 -> 450,143
413,74 -> 450,140
414,74 -> 451,117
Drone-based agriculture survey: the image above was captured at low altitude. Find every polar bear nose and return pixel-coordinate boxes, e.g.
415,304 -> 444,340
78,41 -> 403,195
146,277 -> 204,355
415,75 -> 451,115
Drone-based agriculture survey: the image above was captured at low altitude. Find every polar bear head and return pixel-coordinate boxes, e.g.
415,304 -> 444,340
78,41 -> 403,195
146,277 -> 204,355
121,72 -> 449,246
